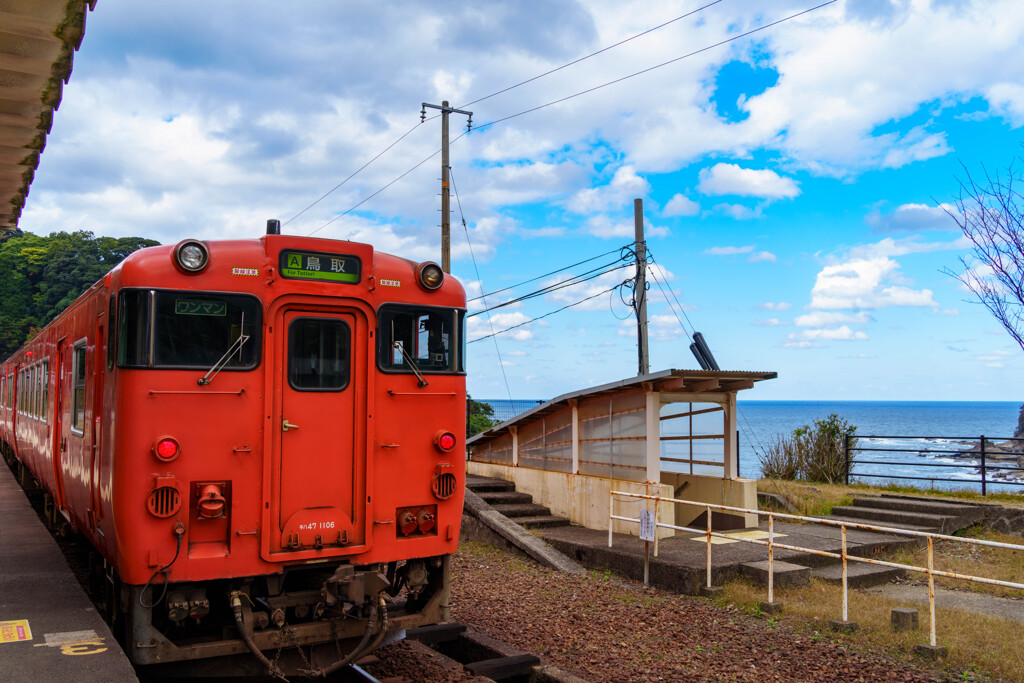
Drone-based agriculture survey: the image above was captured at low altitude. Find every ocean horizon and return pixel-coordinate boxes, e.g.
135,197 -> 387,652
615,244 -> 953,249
477,399 -> 1023,493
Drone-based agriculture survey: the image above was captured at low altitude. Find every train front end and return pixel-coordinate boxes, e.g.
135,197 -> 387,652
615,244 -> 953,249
107,234 -> 466,675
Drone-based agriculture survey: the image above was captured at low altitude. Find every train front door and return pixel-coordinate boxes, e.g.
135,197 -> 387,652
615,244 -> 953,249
270,308 -> 366,555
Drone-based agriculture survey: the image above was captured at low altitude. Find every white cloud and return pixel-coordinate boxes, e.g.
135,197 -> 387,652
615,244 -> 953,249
808,256 -> 937,310
759,302 -> 793,311
754,318 -> 790,327
713,203 -> 764,220
705,245 -> 754,256
748,250 -> 776,263
696,163 -> 800,199
794,311 -> 872,327
865,203 -> 961,233
787,326 -> 869,342
568,165 -> 649,214
582,214 -> 669,239
986,82 -> 1024,126
663,193 -> 700,217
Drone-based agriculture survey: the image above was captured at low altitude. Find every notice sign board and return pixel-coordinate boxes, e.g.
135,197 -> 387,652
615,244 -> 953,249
280,250 -> 360,284
639,509 -> 656,542
0,619 -> 32,643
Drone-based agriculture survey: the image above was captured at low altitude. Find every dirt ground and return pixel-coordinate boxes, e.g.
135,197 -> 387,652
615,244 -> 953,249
447,542 -> 945,683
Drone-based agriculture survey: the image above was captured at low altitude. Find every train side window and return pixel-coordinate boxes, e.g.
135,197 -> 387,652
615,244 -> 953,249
71,342 -> 87,432
40,359 -> 48,423
107,294 -> 116,371
0,374 -> 4,409
287,318 -> 350,391
118,290 -> 152,367
29,364 -> 37,419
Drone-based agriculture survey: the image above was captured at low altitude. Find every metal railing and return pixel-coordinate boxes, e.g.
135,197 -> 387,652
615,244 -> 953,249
609,491 -> 1024,648
845,435 -> 1024,495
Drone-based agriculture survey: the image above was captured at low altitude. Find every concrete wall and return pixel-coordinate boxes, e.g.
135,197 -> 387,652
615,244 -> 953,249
467,461 -> 676,538
661,473 -> 759,529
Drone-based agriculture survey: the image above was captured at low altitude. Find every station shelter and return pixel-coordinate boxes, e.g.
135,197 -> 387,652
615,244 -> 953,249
466,369 -> 777,537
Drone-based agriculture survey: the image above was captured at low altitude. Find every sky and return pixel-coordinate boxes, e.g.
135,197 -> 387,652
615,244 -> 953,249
18,0 -> 1024,401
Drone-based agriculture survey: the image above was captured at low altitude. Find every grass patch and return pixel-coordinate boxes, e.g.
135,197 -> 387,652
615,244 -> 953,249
720,577 -> 1024,682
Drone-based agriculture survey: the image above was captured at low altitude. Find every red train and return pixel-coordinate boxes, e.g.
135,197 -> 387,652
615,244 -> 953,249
0,224 -> 467,677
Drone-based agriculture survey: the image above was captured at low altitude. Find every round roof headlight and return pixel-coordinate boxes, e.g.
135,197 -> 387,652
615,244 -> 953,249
174,240 -> 209,273
417,262 -> 444,291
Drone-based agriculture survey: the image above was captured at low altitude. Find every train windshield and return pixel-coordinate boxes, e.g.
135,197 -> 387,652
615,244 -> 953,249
117,289 -> 261,369
377,305 -> 465,374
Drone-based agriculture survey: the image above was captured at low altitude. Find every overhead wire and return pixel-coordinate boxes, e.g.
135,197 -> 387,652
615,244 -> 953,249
317,0 -> 839,233
286,2 -> 726,230
448,168 -> 514,401
469,246 -> 627,303
468,285 -> 625,344
457,0 -> 728,109
468,259 -> 633,318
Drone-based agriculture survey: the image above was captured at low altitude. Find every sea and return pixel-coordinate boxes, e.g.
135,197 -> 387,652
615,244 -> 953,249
477,399 -> 1024,495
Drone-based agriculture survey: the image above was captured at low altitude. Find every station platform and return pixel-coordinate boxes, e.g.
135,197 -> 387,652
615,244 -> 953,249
0,464 -> 137,681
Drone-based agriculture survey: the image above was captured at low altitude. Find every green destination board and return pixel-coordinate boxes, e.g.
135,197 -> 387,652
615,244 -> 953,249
280,250 -> 361,284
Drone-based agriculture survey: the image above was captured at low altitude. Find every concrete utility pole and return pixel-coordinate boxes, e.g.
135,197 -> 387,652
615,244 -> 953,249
634,198 -> 649,376
421,100 -> 472,273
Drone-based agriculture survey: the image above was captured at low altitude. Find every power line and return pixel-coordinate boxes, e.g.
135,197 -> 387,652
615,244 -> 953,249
306,146 -> 440,237
470,246 -> 627,302
324,0 -> 839,232
646,250 -> 696,338
285,120 -> 426,229
468,285 -> 624,344
469,260 -> 633,318
470,0 -> 840,133
449,168 -> 514,401
458,0 -> 727,109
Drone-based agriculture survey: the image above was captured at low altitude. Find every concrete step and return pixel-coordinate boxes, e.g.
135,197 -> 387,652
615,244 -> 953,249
516,515 -> 571,529
739,560 -> 810,588
811,562 -> 905,588
492,502 -> 552,518
823,515 -> 936,535
852,496 -> 983,518
829,505 -> 955,532
465,475 -> 515,493
478,490 -> 533,506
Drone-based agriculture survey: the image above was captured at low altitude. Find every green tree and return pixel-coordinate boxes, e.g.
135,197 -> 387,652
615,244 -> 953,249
467,395 -> 495,438
0,230 -> 158,357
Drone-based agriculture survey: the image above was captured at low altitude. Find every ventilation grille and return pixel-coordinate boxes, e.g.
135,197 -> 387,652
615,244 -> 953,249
147,486 -> 182,518
432,472 -> 457,501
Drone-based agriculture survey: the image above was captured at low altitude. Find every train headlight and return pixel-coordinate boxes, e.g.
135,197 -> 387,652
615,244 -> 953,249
174,239 -> 210,273
416,262 -> 444,291
154,436 -> 180,462
434,430 -> 457,453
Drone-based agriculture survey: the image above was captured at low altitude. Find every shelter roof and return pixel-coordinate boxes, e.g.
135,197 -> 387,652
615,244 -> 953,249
467,368 -> 777,446
0,0 -> 96,231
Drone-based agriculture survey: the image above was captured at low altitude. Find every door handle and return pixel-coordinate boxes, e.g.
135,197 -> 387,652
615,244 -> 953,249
282,419 -> 299,432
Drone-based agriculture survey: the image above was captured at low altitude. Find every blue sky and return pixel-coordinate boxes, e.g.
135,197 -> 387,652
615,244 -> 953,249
20,0 -> 1024,401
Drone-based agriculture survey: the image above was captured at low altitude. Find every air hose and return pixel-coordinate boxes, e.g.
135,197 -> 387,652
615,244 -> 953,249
309,595 -> 386,678
230,591 -> 288,682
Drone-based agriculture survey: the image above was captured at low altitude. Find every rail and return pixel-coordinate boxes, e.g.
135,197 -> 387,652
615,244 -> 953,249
845,434 -> 1024,495
609,490 -> 1024,649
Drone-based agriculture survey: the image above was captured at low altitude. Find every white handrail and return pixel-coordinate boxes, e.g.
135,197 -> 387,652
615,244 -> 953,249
609,490 -> 1024,648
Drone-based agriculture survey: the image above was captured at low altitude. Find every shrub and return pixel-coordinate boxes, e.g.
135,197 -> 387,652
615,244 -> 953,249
758,413 -> 857,484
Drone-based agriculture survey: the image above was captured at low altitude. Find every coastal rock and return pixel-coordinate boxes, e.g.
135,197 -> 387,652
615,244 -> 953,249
1015,404 -> 1024,439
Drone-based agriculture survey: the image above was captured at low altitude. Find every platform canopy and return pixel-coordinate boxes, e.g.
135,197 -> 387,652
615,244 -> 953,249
0,0 -> 96,231
468,369 -> 778,445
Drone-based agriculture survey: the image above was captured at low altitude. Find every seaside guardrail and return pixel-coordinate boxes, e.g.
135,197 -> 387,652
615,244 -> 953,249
845,435 -> 1024,495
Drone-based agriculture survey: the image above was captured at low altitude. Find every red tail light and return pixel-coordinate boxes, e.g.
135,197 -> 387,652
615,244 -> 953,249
154,437 -> 180,461
434,430 -> 457,453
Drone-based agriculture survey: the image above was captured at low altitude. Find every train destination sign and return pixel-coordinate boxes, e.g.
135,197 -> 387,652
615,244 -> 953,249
280,250 -> 361,284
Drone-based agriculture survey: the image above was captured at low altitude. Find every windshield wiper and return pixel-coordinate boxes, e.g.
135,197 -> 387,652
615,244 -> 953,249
393,341 -> 428,388
198,314 -> 250,386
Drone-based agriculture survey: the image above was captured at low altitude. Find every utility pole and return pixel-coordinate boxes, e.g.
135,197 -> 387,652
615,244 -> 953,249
421,100 -> 472,273
634,198 -> 649,376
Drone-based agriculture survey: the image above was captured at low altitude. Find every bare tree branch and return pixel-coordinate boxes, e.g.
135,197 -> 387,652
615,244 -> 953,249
942,156 -> 1024,350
